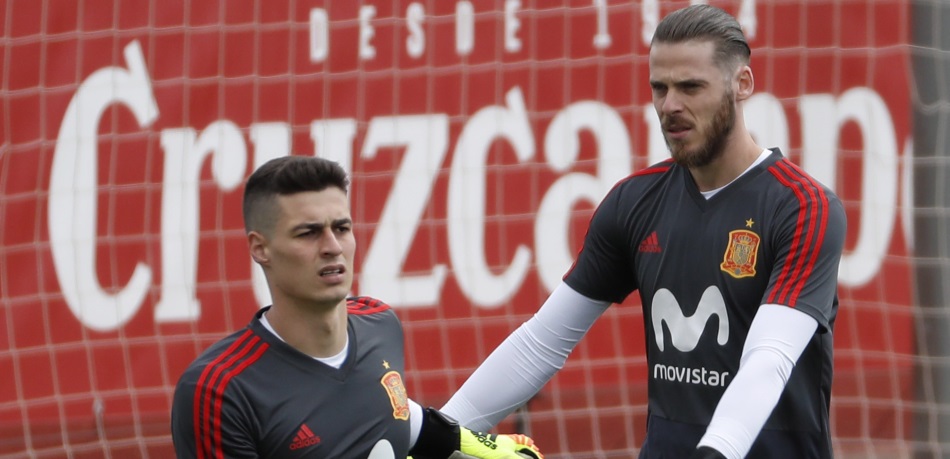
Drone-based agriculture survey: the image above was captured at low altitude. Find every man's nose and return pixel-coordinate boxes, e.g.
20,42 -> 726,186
661,92 -> 684,115
320,231 -> 343,257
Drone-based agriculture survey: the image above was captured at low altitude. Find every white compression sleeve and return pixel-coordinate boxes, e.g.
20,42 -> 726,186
441,283 -> 611,431
408,398 -> 424,448
697,304 -> 818,458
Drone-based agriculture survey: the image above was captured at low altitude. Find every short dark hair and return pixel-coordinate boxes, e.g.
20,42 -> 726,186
242,156 -> 350,234
651,4 -> 750,72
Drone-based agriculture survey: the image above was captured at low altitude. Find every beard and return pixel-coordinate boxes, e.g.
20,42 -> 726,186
663,90 -> 737,168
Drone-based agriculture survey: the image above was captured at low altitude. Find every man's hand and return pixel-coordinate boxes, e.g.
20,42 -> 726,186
458,427 -> 544,459
408,407 -> 543,459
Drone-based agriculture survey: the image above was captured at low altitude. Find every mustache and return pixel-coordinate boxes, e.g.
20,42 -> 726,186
661,115 -> 693,130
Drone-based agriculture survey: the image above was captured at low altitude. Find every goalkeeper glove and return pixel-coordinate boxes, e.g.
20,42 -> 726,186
459,428 -> 542,459
409,407 -> 544,459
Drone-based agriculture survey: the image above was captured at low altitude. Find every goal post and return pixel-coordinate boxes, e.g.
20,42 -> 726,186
910,0 -> 950,456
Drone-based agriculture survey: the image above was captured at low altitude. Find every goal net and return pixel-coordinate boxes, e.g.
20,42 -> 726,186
0,0 -> 936,457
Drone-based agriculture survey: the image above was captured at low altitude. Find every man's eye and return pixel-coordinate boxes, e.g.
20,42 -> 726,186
680,83 -> 703,93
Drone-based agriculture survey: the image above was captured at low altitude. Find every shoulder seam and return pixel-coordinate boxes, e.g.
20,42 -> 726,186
632,159 -> 674,178
347,296 -> 392,315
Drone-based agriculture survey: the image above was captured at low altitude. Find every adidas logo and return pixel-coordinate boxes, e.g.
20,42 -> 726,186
639,231 -> 662,253
289,424 -> 321,451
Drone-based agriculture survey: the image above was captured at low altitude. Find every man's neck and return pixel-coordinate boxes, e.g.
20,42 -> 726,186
689,134 -> 762,192
265,298 -> 348,358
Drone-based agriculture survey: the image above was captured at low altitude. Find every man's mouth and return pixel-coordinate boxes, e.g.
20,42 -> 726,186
663,117 -> 692,137
319,266 -> 345,277
665,124 -> 692,139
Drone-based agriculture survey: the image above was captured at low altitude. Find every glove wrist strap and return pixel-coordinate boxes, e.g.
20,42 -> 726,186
409,407 -> 461,459
689,446 -> 728,459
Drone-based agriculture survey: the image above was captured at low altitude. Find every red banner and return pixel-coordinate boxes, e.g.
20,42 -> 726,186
0,0 -> 914,456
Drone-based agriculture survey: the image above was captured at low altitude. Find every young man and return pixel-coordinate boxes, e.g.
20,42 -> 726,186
441,5 -> 845,459
171,156 -> 543,459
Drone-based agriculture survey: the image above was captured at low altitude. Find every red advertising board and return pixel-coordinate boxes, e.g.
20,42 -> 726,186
0,0 -> 914,456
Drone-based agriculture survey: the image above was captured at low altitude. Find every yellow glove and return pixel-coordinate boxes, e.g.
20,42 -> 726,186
408,407 -> 544,459
459,427 -> 544,459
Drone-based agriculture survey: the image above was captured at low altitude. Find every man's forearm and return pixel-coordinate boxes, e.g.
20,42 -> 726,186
442,283 -> 609,430
697,304 -> 818,458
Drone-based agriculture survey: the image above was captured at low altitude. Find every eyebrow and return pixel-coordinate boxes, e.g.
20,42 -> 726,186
291,218 -> 353,232
650,78 -> 708,88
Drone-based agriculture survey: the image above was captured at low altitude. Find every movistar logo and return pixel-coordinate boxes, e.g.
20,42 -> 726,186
651,286 -> 729,352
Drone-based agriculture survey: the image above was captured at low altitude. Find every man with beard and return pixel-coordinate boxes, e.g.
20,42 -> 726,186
440,4 -> 845,459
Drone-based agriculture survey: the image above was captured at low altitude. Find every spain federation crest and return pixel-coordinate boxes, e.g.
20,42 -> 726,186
380,371 -> 410,420
720,229 -> 760,278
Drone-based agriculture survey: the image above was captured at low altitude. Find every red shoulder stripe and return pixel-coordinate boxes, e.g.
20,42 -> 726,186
192,330 -> 268,459
632,159 -> 674,177
347,296 -> 391,315
766,160 -> 829,306
193,330 -> 254,459
766,163 -> 807,305
779,160 -> 830,304
211,342 -> 268,459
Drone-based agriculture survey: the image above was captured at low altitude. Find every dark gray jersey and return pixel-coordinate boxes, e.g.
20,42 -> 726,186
565,149 -> 845,458
171,297 -> 411,458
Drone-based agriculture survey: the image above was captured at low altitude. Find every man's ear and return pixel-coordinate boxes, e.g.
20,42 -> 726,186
248,231 -> 269,266
735,65 -> 754,101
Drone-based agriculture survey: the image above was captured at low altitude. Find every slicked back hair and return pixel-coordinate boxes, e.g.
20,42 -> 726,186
242,156 -> 350,235
651,4 -> 751,73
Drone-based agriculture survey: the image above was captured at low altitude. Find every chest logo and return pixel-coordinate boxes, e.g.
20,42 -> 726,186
638,231 -> 662,253
380,371 -> 410,420
652,287 -> 729,352
289,423 -> 321,451
720,229 -> 760,278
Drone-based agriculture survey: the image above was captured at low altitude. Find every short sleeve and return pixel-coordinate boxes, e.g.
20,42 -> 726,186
564,185 -> 638,304
763,181 -> 846,331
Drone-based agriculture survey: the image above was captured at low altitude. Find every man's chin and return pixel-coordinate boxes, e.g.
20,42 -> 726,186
665,139 -> 693,162
310,289 -> 349,308
670,149 -> 696,166
670,144 -> 719,168
328,289 -> 350,304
